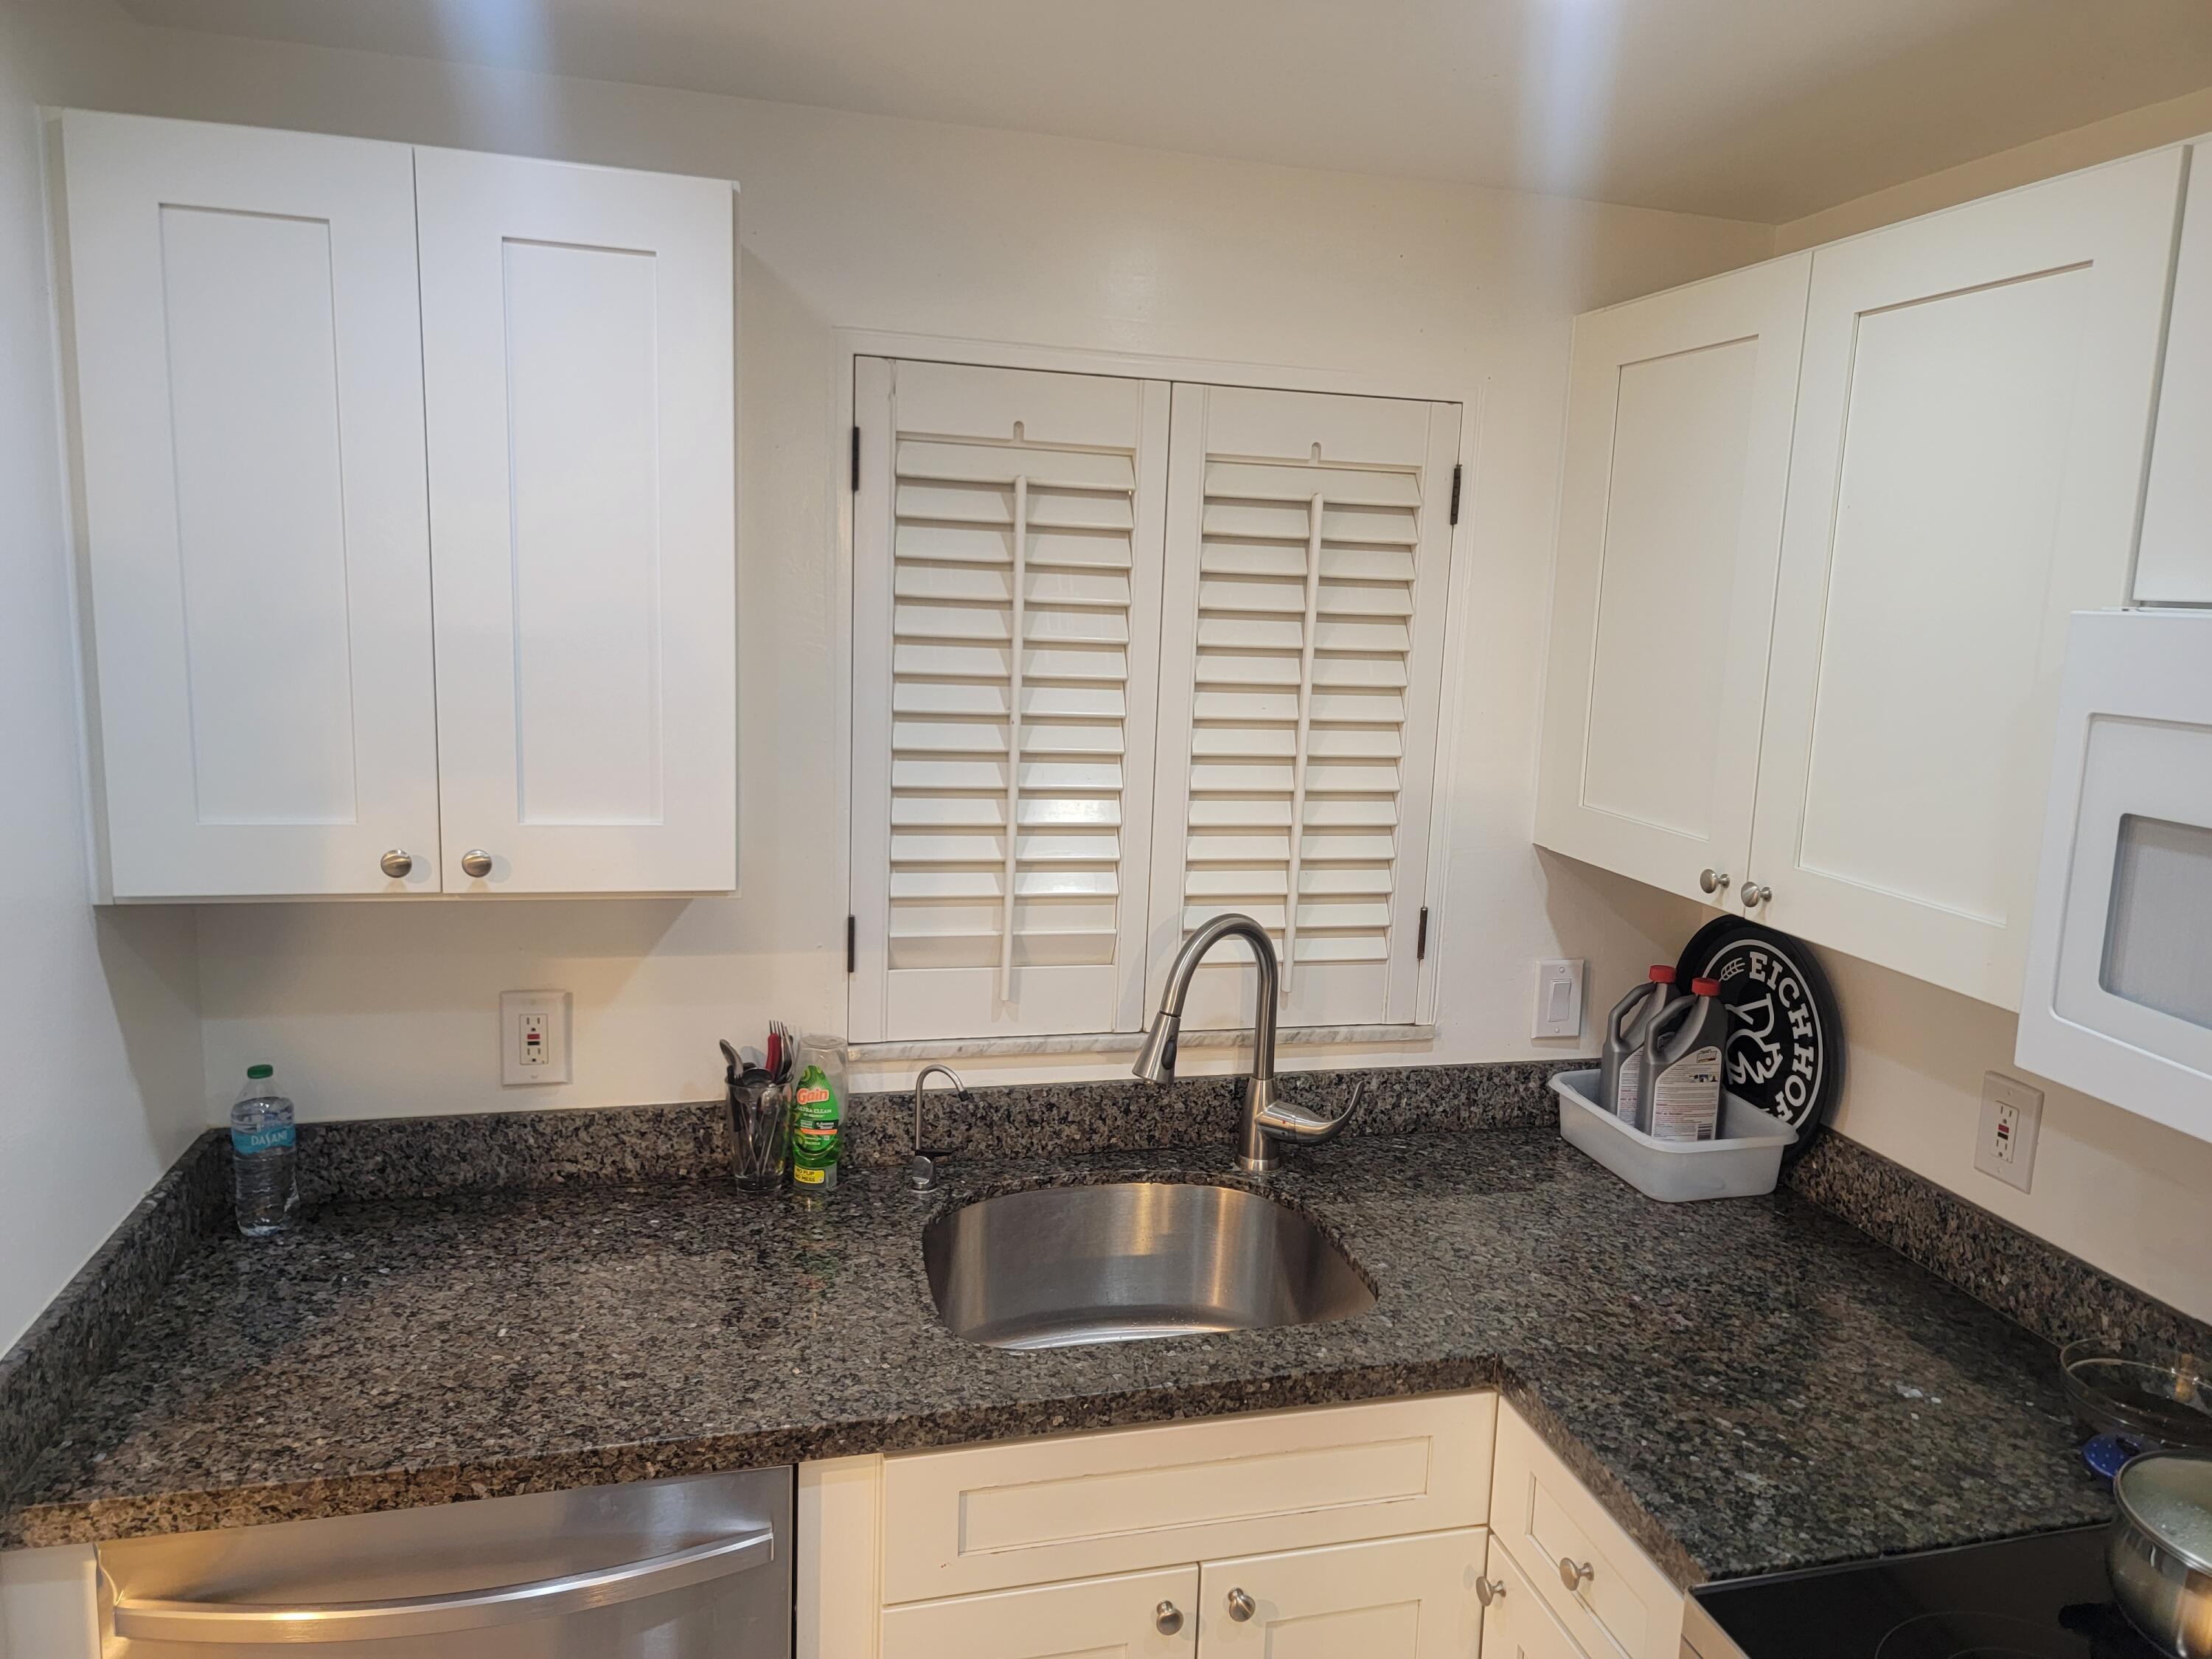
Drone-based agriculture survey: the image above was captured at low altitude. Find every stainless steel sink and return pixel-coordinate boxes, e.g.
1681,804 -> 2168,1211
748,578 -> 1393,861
922,1182 -> 1375,1350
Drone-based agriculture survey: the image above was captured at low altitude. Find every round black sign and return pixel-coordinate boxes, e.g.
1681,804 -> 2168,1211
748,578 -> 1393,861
1674,917 -> 1844,1161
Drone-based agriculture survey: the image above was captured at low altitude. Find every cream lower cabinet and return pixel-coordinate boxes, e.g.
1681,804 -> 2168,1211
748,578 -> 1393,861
1197,1531 -> 1486,1658
1475,1539 -> 1586,1659
882,1567 -> 1200,1659
1537,144 -> 2185,1009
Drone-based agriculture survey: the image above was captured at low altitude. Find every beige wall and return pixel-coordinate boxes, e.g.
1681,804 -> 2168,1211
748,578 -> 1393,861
0,0 -> 203,1352
1777,84 -> 2212,251
29,17 -> 1775,1113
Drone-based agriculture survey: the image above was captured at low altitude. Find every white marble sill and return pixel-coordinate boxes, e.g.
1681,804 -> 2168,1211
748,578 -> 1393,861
848,1024 -> 1437,1063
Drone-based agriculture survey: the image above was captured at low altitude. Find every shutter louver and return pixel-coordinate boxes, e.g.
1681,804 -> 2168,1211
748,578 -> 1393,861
1151,384 -> 1460,1030
852,360 -> 1166,1040
1185,463 -> 1421,970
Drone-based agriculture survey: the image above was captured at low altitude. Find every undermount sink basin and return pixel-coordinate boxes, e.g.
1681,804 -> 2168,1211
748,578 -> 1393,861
922,1181 -> 1376,1350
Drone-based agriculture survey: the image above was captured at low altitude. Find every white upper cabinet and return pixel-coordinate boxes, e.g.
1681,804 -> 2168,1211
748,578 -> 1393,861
850,358 -> 1171,1041
2136,139 -> 2212,605
1749,149 -> 2183,1009
1534,254 -> 1811,908
1536,145 -> 2187,1010
416,148 -> 737,894
56,114 -> 737,900
1147,386 -> 1459,1032
58,111 -> 441,900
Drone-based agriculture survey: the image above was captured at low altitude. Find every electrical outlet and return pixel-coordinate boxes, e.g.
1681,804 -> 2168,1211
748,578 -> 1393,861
1973,1071 -> 2042,1192
501,990 -> 572,1086
1533,959 -> 1585,1040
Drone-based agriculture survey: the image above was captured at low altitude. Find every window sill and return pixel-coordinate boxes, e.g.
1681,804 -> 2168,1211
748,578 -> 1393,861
846,1023 -> 1437,1063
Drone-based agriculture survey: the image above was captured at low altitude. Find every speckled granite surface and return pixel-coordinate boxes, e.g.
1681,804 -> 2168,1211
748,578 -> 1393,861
1784,1132 -> 2208,1355
1,1127 -> 2124,1585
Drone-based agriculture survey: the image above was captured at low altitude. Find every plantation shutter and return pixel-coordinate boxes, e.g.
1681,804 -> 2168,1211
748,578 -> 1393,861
850,358 -> 1169,1041
1147,383 -> 1461,1030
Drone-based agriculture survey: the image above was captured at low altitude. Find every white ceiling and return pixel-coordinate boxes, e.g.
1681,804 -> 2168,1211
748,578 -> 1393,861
120,0 -> 2212,223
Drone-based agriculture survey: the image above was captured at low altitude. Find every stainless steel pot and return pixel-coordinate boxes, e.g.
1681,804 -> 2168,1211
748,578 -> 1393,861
2112,1450 -> 2212,1658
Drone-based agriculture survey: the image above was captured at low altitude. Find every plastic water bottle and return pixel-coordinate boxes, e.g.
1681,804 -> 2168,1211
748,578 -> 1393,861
230,1063 -> 299,1237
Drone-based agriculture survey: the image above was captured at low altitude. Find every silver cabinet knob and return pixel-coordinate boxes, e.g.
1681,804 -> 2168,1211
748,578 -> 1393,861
379,849 -> 414,879
1699,867 -> 1731,894
1475,1576 -> 1507,1607
1154,1601 -> 1183,1636
1741,882 -> 1772,908
1559,1557 -> 1594,1593
460,849 -> 494,879
1226,1587 -> 1256,1622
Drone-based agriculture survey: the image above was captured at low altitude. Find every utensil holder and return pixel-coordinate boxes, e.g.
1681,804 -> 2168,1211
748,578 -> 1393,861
728,1075 -> 789,1194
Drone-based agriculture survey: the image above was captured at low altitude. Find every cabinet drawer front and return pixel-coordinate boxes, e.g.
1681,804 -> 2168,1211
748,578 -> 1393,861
1483,1534 -> 1591,1659
1492,1405 -> 1682,1659
881,1392 -> 1494,1601
1195,1527 -> 1486,1658
882,1566 -> 1197,1659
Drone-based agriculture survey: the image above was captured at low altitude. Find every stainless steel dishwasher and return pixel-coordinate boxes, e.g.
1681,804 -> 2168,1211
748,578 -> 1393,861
96,1467 -> 791,1658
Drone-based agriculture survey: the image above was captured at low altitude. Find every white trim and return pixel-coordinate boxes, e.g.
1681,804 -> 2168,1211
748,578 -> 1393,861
848,1023 -> 1437,1063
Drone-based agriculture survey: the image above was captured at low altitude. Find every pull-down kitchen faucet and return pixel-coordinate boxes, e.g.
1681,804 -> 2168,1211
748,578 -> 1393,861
1132,913 -> 1361,1172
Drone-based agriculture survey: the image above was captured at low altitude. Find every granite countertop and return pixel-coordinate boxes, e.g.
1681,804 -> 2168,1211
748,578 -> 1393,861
1,1127 -> 2110,1583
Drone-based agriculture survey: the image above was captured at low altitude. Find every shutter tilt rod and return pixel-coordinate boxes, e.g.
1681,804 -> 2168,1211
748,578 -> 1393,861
996,473 -> 1029,1010
1279,489 -> 1325,997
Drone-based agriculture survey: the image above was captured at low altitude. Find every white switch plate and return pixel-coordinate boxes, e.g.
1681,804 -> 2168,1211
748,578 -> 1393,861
1533,959 -> 1585,1040
1974,1071 -> 2042,1192
501,990 -> 572,1085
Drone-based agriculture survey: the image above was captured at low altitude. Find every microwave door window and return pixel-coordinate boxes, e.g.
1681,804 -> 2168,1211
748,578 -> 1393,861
2100,812 -> 2212,1033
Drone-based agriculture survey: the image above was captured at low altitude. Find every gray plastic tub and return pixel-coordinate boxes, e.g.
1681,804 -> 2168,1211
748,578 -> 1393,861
1550,1066 -> 1795,1202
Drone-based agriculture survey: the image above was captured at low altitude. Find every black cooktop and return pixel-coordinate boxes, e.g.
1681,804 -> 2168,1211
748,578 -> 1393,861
1695,1523 -> 2170,1659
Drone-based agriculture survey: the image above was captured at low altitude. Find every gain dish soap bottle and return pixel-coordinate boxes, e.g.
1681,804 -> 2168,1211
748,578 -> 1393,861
789,1032 -> 847,1198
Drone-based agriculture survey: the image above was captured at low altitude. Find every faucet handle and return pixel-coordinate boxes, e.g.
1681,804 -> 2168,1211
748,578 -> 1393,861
1253,1076 -> 1369,1150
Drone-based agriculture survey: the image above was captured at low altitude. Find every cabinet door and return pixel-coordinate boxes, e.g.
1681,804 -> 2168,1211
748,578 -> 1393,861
58,111 -> 440,899
1146,385 -> 1461,1030
1749,149 -> 2184,1009
2136,142 -> 2212,605
1196,1529 -> 1484,1659
1478,1539 -> 1587,1659
880,1567 -> 1197,1659
416,147 -> 736,894
1534,254 -> 1810,908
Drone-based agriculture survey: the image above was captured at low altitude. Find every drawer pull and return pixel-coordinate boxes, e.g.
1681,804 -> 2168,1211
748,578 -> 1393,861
1559,1557 -> 1595,1593
1155,1601 -> 1183,1636
1475,1576 -> 1506,1607
1226,1587 -> 1256,1622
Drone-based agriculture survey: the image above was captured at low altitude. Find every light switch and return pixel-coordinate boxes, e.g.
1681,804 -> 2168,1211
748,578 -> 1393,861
1534,959 -> 1585,1040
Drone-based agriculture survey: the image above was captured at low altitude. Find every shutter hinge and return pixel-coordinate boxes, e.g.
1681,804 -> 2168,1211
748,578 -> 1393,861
1416,905 -> 1430,961
850,426 -> 861,493
845,914 -> 856,975
1448,464 -> 1462,526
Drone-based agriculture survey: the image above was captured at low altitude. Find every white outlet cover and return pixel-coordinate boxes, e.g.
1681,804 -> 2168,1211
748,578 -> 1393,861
501,990 -> 573,1086
1533,959 -> 1586,1040
1974,1071 -> 2043,1192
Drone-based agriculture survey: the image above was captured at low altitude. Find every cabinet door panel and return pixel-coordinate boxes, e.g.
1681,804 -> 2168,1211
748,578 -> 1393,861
417,148 -> 735,894
2136,141 -> 2212,604
59,111 -> 439,898
1478,1538 -> 1586,1659
881,1567 -> 1197,1659
1535,254 -> 1809,907
1750,150 -> 2183,1008
1195,1530 -> 1484,1659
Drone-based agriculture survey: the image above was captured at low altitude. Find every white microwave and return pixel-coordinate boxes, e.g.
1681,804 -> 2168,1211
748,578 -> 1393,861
2018,609 -> 2212,1143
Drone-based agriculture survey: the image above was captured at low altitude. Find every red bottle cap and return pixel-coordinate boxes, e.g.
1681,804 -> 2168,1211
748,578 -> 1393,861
1692,977 -> 1721,997
1648,965 -> 1676,983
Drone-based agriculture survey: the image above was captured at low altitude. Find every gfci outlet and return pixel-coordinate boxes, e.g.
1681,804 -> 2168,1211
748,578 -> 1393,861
1974,1071 -> 2043,1192
501,990 -> 573,1086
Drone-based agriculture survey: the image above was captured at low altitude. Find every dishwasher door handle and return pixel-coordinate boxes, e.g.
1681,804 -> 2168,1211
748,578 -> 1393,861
110,1526 -> 775,1644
